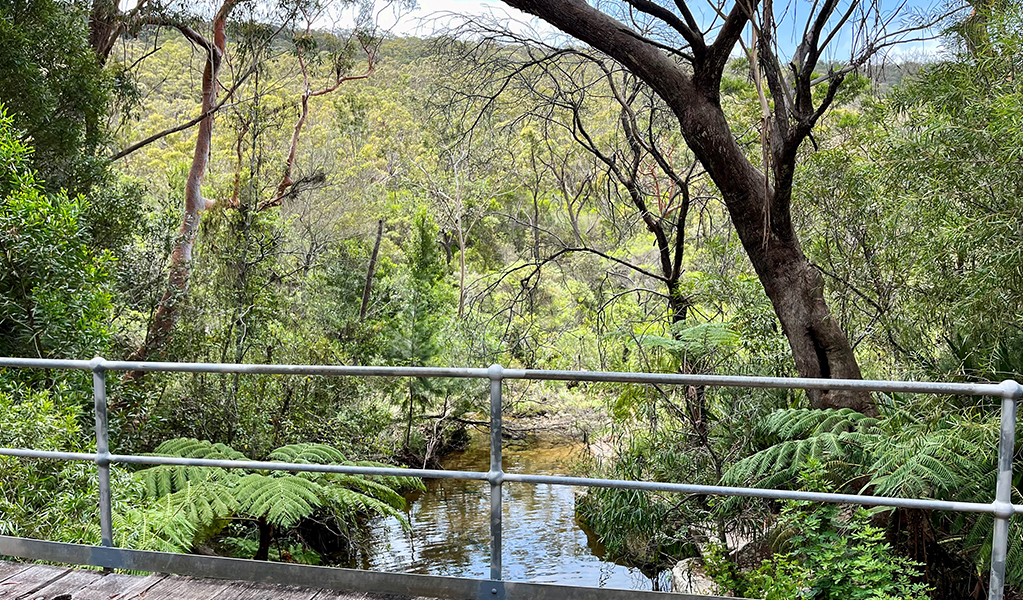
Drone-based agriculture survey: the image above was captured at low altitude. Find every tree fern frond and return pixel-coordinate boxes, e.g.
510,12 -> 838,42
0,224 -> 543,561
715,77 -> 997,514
269,443 -> 346,464
725,434 -> 852,488
351,460 -> 425,491
152,438 -> 247,461
326,474 -> 407,510
234,474 -> 325,527
138,464 -> 232,498
325,487 -> 410,529
761,408 -> 877,442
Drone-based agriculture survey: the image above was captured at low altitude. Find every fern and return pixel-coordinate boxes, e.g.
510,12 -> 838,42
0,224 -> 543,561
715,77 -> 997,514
234,474 -> 325,527
269,443 -> 346,464
165,479 -> 237,524
349,459 -> 426,492
152,438 -> 247,461
724,408 -> 879,490
637,323 -> 739,360
721,405 -> 1022,584
130,439 -> 422,558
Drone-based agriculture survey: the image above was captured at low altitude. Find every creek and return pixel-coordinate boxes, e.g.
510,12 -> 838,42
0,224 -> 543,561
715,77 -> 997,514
342,437 -> 672,591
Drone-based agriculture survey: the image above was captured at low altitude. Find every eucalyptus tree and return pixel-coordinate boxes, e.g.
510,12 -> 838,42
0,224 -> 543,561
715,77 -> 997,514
492,0 -> 953,414
98,0 -> 401,369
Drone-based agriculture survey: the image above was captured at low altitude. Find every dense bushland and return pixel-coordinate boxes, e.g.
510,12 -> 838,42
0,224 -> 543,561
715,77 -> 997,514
0,0 -> 1020,595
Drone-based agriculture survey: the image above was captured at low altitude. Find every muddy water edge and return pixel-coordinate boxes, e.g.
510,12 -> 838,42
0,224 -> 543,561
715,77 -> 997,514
340,434 -> 673,591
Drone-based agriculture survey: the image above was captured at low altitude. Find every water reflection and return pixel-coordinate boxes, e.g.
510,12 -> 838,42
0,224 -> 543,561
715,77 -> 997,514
344,440 -> 671,591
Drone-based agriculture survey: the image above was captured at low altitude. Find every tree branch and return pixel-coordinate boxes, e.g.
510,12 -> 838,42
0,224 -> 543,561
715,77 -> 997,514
623,0 -> 706,53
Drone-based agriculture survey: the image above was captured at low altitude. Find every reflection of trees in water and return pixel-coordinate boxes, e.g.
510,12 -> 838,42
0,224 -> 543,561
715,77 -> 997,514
340,440 -> 669,590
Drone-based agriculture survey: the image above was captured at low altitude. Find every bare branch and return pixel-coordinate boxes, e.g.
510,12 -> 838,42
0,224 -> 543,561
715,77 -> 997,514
623,0 -> 706,53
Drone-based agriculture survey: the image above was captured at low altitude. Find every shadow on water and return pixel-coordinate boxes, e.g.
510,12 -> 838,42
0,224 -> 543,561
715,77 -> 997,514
341,438 -> 672,591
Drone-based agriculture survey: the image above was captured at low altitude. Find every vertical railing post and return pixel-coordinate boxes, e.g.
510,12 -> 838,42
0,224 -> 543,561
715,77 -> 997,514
988,380 -> 1021,600
487,364 -> 504,584
91,356 -> 113,549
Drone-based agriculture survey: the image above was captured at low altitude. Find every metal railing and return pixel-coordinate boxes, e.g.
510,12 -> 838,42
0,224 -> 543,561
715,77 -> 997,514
0,356 -> 1020,600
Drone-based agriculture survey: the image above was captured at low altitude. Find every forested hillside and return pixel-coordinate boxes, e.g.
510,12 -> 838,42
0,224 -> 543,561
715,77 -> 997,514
1,0 -> 1021,596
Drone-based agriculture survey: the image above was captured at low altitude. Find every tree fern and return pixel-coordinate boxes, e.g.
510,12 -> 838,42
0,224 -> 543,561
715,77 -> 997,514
152,438 -> 247,461
130,439 -> 422,560
721,404 -> 1023,584
724,408 -> 879,490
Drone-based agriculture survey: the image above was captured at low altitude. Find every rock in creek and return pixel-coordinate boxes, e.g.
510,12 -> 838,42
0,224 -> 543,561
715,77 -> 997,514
671,558 -> 717,595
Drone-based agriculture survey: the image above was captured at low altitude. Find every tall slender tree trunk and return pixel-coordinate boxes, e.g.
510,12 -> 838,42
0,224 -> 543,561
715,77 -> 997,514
360,219 -> 384,322
456,214 -> 466,318
126,3 -> 239,375
405,382 -> 415,451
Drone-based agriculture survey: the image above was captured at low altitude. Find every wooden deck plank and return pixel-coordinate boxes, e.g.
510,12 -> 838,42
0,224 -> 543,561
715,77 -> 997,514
210,580 -> 320,600
126,574 -> 230,600
309,590 -> 381,600
71,573 -> 167,600
0,564 -> 30,585
0,565 -> 68,599
0,562 -> 420,600
16,568 -> 103,600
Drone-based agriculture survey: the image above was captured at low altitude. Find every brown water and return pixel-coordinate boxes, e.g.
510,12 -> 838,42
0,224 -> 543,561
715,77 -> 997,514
343,439 -> 671,591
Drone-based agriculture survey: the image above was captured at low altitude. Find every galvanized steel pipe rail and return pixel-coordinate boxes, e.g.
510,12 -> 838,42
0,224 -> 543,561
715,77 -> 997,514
0,356 -> 1019,600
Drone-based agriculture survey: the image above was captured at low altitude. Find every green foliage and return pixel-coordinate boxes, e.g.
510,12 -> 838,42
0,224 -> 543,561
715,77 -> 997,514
0,105 -> 112,375
797,1 -> 1023,384
577,435 -> 699,568
636,322 -> 740,364
128,438 -> 423,558
708,499 -> 930,600
0,387 -> 97,543
722,405 -> 1021,584
0,0 -> 110,195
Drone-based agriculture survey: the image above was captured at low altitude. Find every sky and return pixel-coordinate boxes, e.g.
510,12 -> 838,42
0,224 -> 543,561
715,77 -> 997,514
381,0 -> 952,59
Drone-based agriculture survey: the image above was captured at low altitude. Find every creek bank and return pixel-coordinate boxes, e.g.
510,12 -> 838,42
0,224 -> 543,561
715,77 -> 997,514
671,558 -> 717,595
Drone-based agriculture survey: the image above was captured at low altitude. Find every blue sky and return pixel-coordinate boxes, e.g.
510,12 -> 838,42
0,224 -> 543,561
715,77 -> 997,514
384,0 -> 953,59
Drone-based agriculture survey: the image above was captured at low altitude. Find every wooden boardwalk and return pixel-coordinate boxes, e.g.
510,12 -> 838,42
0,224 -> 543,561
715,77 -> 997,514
0,560 -> 411,600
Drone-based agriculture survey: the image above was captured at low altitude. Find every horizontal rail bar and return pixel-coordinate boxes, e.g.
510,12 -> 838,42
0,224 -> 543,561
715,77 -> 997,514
1,447 -> 1006,514
110,455 -> 488,481
501,473 -> 997,513
0,448 -> 487,481
0,357 -> 491,379
0,537 -> 725,600
0,357 -> 1015,397
505,369 -> 1014,397
0,449 -> 99,461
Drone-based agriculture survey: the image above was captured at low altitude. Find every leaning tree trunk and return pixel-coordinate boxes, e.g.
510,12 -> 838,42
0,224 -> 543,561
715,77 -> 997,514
502,0 -> 875,415
675,94 -> 872,414
360,219 -> 384,322
126,2 -> 238,375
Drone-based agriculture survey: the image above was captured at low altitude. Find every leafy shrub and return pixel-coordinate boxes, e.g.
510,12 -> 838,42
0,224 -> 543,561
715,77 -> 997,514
0,387 -> 98,543
707,500 -> 931,600
0,103 -> 112,381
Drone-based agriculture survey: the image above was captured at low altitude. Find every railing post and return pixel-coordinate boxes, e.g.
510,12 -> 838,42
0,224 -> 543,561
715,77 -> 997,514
487,364 -> 504,585
91,356 -> 113,549
988,380 -> 1021,600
